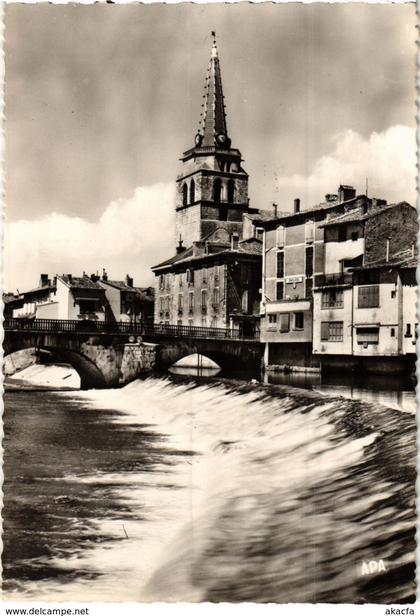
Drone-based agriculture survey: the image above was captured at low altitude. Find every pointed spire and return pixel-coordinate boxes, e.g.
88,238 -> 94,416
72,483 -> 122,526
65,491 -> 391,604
195,32 -> 230,149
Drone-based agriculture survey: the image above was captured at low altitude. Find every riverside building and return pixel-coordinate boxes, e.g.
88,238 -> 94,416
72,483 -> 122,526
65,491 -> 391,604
256,188 -> 417,374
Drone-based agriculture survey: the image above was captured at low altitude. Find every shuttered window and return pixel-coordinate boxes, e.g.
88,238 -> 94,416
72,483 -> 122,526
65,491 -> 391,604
276,281 -> 284,300
356,327 -> 379,345
358,285 -> 379,308
321,321 -> 343,341
305,246 -> 313,277
277,251 -> 284,278
279,313 -> 290,333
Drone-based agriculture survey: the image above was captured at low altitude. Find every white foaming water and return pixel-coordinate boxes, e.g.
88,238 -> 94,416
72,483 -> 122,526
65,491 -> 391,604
10,376 -> 413,603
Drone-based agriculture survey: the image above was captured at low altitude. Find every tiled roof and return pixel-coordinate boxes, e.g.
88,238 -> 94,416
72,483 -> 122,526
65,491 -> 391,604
59,275 -> 104,290
152,247 -> 194,269
102,280 -> 138,292
245,210 -> 286,221
321,202 -> 410,228
20,283 -> 56,295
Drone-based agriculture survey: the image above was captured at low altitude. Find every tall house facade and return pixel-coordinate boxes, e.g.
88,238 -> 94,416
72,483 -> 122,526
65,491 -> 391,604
175,35 -> 253,247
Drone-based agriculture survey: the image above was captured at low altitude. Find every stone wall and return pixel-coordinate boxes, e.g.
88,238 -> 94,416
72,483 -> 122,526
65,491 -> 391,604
364,204 -> 418,264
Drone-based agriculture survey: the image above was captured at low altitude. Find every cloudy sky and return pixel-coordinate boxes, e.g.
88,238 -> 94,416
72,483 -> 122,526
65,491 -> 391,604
4,3 -> 417,291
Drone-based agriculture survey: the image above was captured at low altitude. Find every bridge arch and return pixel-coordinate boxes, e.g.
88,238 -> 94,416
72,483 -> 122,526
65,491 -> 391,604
4,338 -> 109,390
152,338 -> 258,374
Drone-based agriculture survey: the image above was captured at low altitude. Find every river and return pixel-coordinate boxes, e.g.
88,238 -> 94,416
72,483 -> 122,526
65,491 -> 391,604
2,373 -> 416,603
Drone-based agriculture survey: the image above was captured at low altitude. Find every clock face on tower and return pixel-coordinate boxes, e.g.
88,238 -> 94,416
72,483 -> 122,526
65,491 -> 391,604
217,133 -> 226,144
195,133 -> 203,146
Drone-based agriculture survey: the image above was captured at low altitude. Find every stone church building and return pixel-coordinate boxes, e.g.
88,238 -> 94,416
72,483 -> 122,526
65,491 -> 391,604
152,34 -> 272,336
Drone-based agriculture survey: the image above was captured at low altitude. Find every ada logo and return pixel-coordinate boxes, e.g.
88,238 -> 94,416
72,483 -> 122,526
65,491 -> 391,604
361,560 -> 387,575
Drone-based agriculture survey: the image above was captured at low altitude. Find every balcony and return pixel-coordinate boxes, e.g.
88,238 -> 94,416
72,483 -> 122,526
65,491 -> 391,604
314,273 -> 353,288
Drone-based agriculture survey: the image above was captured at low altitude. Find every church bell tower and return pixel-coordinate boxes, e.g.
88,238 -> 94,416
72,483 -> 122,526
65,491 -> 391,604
175,33 -> 250,247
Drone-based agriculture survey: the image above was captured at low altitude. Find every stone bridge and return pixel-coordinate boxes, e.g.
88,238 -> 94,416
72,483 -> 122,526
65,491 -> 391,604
3,319 -> 263,389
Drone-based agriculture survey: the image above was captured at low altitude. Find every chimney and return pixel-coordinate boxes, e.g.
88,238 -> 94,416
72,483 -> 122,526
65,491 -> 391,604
125,274 -> 133,288
231,232 -> 239,250
294,198 -> 300,213
272,202 -> 278,218
176,237 -> 185,254
338,185 -> 356,203
40,273 -> 49,287
102,268 -> 108,281
68,274 -> 73,284
53,276 -> 57,287
90,273 -> 99,282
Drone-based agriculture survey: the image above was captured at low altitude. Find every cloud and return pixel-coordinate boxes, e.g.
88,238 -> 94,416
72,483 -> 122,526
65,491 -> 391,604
274,125 -> 416,210
4,125 -> 416,293
4,183 -> 175,292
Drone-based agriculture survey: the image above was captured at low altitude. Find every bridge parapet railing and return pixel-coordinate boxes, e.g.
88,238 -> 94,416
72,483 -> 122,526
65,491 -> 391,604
4,318 -> 259,341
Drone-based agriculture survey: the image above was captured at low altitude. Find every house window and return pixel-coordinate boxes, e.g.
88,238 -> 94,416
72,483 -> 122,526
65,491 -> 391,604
321,289 -> 344,309
276,281 -> 284,301
241,289 -> 249,314
276,251 -> 284,278
358,285 -> 379,308
256,227 -> 263,241
268,314 -> 277,324
351,231 -> 359,241
405,323 -> 412,337
178,294 -> 183,311
188,291 -> 194,312
159,274 -> 164,290
338,226 -> 347,242
211,317 -> 218,328
201,316 -> 207,327
190,179 -> 195,204
186,269 -> 194,286
320,321 -> 343,342
305,246 -> 313,277
227,179 -> 235,203
305,277 -> 313,299
276,226 -> 285,248
188,318 -> 194,327
78,299 -> 100,314
356,327 -> 379,345
177,319 -> 183,326
182,183 -> 188,207
201,290 -> 207,313
391,289 -> 396,298
294,312 -> 304,330
279,313 -> 290,333
202,269 -> 207,284
213,287 -> 220,306
390,328 -> 395,337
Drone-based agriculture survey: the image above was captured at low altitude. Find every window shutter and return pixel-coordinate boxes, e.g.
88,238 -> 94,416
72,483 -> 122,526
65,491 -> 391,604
280,313 -> 290,333
321,322 -> 329,340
